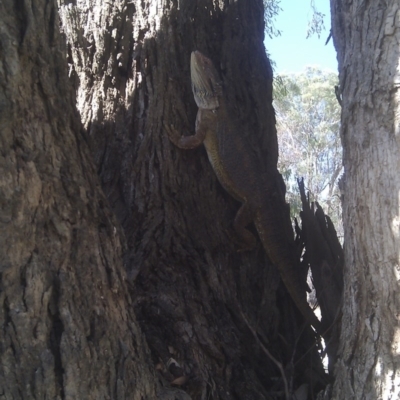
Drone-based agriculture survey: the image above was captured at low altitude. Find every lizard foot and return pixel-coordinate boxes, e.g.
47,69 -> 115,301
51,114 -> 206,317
163,122 -> 183,147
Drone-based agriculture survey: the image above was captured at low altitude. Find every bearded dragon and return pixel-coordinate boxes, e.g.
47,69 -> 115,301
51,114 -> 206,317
167,50 -> 321,333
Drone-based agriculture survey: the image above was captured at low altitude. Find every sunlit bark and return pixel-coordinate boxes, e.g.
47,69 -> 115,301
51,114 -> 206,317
330,1 -> 400,398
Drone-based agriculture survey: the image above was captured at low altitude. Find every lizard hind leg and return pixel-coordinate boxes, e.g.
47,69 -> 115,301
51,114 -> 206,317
230,201 -> 257,251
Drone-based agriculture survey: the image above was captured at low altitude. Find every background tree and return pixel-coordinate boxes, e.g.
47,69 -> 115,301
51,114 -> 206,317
274,68 -> 342,237
328,1 -> 400,398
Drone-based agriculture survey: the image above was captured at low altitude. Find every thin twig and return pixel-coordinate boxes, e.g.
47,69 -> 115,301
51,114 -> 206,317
239,309 -> 290,400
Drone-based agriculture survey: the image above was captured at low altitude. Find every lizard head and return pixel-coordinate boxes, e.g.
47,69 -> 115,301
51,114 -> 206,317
190,51 -> 222,110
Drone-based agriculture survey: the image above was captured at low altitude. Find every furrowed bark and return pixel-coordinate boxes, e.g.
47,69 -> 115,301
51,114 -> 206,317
0,1 -> 156,398
329,1 -> 400,398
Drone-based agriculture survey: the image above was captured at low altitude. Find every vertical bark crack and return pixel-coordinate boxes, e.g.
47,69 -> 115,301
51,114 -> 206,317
49,277 -> 65,400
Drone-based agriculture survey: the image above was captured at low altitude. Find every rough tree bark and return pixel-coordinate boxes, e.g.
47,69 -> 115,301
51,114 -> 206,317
59,0 -> 328,398
329,1 -> 400,398
0,1 -> 156,399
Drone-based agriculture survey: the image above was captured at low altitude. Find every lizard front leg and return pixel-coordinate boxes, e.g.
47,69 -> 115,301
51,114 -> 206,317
165,110 -> 207,150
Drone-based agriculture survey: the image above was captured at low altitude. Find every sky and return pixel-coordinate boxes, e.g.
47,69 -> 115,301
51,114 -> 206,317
264,0 -> 338,73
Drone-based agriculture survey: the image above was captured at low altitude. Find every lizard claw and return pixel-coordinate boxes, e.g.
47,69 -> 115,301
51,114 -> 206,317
163,122 -> 182,147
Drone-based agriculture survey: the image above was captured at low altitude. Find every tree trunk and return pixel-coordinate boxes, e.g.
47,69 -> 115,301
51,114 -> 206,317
329,1 -> 400,398
59,0 -> 327,398
0,1 -> 156,398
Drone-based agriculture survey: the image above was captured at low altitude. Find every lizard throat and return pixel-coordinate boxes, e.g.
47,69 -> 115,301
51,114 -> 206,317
190,51 -> 221,110
192,83 -> 219,110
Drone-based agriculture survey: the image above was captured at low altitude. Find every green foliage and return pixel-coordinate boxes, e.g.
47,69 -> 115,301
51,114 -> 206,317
274,68 -> 343,236
263,0 -> 326,40
263,0 -> 282,39
306,1 -> 326,39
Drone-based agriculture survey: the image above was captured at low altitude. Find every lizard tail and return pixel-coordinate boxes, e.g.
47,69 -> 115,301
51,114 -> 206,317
254,206 -> 322,334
